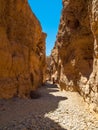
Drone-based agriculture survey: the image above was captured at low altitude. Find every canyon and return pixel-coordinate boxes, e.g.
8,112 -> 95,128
0,0 -> 98,129
0,0 -> 98,112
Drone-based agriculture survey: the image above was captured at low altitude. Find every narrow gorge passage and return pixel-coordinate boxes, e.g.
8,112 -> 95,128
0,83 -> 98,130
0,0 -> 98,130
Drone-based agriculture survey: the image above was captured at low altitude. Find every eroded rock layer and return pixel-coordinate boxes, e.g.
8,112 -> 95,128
51,0 -> 98,111
0,0 -> 46,99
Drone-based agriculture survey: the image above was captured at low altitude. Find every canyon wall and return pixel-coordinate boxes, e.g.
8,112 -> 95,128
51,0 -> 98,111
0,0 -> 46,99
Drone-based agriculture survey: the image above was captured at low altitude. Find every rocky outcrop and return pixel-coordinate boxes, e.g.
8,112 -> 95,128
51,0 -> 98,112
0,0 -> 46,99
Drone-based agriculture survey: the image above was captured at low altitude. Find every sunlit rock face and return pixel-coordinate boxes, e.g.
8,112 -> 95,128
51,0 -> 98,111
0,0 -> 46,99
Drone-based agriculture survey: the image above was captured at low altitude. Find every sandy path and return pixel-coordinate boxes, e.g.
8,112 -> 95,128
0,82 -> 98,130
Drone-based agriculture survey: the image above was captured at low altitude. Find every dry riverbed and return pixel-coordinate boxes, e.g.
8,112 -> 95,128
0,83 -> 98,130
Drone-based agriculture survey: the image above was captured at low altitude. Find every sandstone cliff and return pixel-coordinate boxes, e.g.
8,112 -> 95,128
0,0 -> 46,99
51,0 -> 98,112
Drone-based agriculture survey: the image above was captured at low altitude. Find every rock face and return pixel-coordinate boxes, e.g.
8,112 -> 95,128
0,0 -> 46,99
51,0 -> 98,111
45,56 -> 52,81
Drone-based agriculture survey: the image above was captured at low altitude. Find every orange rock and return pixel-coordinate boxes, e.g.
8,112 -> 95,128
50,0 -> 98,111
0,0 -> 46,99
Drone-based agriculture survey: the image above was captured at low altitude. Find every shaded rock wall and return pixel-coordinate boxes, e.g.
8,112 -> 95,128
0,0 -> 46,99
45,56 -> 52,81
51,0 -> 98,111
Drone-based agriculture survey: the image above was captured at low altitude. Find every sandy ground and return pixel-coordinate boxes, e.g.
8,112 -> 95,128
0,82 -> 98,130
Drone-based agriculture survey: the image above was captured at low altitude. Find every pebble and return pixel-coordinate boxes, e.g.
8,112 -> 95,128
0,84 -> 98,130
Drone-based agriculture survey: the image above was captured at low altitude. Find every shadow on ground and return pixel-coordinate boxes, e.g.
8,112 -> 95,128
0,82 -> 68,130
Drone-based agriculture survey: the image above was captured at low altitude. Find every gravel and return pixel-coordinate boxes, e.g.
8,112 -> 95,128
0,83 -> 98,130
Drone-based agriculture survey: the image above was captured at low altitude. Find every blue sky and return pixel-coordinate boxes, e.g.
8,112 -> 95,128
28,0 -> 62,56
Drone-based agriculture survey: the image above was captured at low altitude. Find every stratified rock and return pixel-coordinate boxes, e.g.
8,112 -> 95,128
0,0 -> 46,99
51,0 -> 98,111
